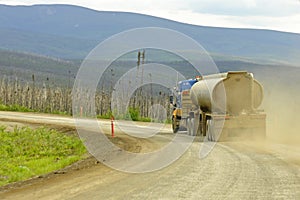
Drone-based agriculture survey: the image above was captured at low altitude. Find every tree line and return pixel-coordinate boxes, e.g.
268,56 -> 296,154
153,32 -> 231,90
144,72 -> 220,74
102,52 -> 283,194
0,74 -> 171,122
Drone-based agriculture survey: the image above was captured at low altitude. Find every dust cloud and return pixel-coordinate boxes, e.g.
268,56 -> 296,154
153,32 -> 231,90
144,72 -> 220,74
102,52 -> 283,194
256,66 -> 300,145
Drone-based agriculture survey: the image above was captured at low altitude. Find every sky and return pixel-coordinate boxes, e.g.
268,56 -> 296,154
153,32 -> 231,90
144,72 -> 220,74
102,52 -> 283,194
0,0 -> 300,33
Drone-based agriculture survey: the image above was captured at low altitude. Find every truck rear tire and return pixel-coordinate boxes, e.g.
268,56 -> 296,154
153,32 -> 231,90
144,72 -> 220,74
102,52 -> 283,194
186,118 -> 197,136
187,118 -> 191,135
190,118 -> 195,136
206,119 -> 215,141
206,120 -> 210,141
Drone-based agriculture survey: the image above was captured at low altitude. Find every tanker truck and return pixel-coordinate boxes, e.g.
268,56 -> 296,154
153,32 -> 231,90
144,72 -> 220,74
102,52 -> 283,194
171,71 -> 266,141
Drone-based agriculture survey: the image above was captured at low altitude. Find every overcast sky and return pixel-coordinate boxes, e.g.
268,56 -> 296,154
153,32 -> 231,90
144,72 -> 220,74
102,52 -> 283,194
1,0 -> 300,33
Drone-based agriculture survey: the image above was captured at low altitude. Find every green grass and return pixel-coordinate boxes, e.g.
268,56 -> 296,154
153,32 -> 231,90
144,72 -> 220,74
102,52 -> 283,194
0,104 -> 34,112
0,104 -> 70,116
0,126 -> 86,187
96,108 -> 171,123
97,108 -> 152,122
0,103 -> 164,123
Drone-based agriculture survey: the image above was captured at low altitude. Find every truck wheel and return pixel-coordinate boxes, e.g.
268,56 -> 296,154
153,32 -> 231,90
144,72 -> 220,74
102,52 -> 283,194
187,118 -> 191,135
172,125 -> 179,133
206,120 -> 211,141
194,115 -> 200,136
190,118 -> 195,136
172,118 -> 179,133
206,120 -> 215,141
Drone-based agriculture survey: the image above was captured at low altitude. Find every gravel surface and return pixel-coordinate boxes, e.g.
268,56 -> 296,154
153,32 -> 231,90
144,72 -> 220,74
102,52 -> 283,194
0,111 -> 299,199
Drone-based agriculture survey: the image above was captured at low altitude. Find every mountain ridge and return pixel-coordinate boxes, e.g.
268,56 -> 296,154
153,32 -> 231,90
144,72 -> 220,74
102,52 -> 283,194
0,4 -> 299,65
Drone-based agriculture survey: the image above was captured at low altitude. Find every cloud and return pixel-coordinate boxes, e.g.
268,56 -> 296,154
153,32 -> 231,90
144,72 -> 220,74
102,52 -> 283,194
0,0 -> 300,33
142,9 -> 300,33
1,0 -> 300,16
187,0 -> 300,17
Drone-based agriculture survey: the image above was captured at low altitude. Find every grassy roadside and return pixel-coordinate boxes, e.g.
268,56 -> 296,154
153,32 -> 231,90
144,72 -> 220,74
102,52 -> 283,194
0,104 -> 68,115
0,104 -> 34,113
0,126 -> 86,187
0,103 -> 171,123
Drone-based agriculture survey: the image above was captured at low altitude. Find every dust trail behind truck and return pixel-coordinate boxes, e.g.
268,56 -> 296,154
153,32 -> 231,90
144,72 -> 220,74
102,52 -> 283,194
170,71 -> 266,141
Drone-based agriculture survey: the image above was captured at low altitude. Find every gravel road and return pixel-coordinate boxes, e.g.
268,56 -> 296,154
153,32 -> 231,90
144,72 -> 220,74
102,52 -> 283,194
0,111 -> 299,199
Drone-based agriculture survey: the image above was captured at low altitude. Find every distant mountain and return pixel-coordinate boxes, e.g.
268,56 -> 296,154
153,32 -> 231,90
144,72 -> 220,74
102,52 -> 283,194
0,4 -> 300,65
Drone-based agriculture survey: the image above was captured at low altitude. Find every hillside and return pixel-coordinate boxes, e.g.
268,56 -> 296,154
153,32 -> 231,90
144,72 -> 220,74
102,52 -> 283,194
0,4 -> 300,65
1,49 -> 299,87
0,49 -> 78,86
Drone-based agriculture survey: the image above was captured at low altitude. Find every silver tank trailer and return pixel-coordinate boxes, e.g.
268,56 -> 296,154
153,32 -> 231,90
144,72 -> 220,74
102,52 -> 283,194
190,71 -> 263,115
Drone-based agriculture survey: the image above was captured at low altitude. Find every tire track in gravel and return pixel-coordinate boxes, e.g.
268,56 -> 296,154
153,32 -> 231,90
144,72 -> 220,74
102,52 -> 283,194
2,139 -> 299,199
223,142 -> 300,199
0,111 -> 299,199
69,141 -> 256,200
